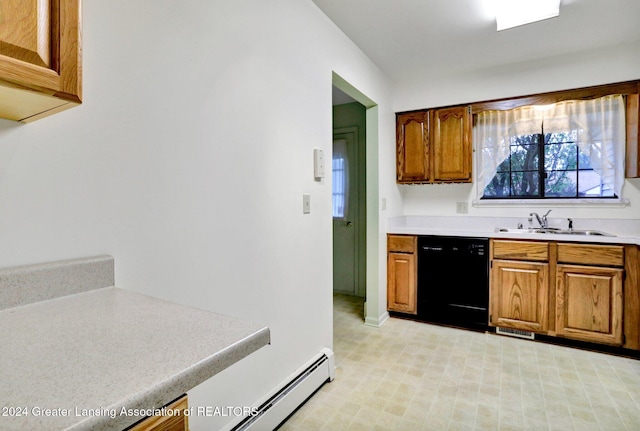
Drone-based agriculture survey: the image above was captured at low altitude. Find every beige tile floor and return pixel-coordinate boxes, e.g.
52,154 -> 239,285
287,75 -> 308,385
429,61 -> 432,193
280,294 -> 640,431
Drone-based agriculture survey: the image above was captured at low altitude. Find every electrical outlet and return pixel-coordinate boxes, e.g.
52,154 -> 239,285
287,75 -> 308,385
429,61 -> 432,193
456,202 -> 468,214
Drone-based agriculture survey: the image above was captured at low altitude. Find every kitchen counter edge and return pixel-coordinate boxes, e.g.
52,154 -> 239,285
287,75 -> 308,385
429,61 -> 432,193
0,286 -> 270,431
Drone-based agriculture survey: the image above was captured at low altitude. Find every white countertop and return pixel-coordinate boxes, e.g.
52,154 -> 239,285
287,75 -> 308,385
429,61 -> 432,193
387,216 -> 640,245
0,260 -> 270,431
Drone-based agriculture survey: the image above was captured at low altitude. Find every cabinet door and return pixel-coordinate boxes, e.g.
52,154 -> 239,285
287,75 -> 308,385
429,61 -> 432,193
432,106 -> 472,182
387,251 -> 417,314
490,260 -> 549,332
0,0 -> 82,121
626,93 -> 639,178
396,111 -> 429,183
556,265 -> 623,345
128,395 -> 189,431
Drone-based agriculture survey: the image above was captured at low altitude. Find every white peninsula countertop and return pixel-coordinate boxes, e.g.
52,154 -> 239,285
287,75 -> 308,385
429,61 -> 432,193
0,256 -> 270,431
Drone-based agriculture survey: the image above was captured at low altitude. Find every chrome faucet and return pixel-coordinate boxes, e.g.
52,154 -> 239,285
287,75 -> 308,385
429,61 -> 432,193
530,210 -> 552,228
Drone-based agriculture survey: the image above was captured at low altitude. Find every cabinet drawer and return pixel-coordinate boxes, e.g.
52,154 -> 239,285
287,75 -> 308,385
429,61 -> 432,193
557,243 -> 624,267
492,240 -> 549,262
388,235 -> 416,253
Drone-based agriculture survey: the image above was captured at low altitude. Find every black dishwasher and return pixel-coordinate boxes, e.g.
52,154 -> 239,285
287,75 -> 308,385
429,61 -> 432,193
417,235 -> 489,331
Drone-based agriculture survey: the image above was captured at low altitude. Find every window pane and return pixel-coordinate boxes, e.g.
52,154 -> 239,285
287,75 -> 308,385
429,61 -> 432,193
483,133 -> 541,198
483,172 -> 511,197
544,142 -> 577,170
512,171 -> 539,196
495,156 -> 511,173
332,157 -> 345,218
509,143 -> 539,171
577,170 -> 614,197
545,170 -> 577,197
546,130 -> 577,143
578,147 -> 593,169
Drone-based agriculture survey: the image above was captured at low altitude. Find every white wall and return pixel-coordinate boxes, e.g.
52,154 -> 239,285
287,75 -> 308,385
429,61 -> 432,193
392,41 -> 640,221
0,1 -> 394,429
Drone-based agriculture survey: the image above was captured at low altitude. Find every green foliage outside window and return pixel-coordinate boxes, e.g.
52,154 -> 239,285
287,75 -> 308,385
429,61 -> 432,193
483,131 -> 614,199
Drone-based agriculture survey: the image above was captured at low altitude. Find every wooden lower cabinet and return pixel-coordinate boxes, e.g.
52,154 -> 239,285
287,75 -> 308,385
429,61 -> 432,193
387,235 -> 417,314
490,259 -> 549,333
387,251 -> 417,314
127,395 -> 189,431
490,239 -> 636,349
556,264 -> 624,345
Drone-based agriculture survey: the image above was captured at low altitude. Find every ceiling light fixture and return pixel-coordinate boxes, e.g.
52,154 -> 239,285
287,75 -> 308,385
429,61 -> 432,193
495,0 -> 561,31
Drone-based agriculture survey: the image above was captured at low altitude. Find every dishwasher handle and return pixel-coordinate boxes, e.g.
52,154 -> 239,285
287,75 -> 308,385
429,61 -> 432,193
421,246 -> 445,252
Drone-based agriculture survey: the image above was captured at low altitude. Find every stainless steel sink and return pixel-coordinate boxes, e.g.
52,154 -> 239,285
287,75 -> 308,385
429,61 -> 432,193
495,227 -> 615,237
558,229 -> 615,236
494,228 -> 535,234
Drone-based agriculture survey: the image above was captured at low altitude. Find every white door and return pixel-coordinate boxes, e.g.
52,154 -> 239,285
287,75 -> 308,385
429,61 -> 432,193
332,133 -> 358,295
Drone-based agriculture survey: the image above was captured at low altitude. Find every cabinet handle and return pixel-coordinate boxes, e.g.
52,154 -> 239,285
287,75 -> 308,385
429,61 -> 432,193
346,221 -> 353,227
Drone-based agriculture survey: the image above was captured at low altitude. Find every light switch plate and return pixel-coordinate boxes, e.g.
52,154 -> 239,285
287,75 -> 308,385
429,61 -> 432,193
303,194 -> 311,214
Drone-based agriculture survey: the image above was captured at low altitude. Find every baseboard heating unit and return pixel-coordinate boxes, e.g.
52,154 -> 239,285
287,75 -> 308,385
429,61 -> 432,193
496,326 -> 535,340
229,348 -> 335,431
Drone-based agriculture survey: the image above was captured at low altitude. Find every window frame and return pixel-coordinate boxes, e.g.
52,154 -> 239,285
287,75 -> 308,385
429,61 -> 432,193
471,80 -> 639,206
482,129 -> 616,200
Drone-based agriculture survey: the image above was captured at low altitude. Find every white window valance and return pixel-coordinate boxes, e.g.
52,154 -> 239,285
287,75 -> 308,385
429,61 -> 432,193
475,95 -> 626,198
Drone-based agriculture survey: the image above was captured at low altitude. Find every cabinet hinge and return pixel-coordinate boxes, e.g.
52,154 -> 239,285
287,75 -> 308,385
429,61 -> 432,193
623,333 -> 626,345
490,261 -> 493,268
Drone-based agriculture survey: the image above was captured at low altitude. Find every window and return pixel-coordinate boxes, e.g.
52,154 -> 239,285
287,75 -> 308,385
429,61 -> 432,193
332,139 -> 349,218
476,95 -> 625,201
484,129 -> 614,198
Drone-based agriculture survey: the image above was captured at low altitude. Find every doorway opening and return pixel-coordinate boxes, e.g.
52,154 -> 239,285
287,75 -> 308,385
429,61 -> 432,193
331,73 -> 379,325
332,100 -> 365,299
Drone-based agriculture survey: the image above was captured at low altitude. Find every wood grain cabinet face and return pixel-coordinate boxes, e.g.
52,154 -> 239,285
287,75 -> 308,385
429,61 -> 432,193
490,259 -> 549,333
556,265 -> 623,345
0,0 -> 82,122
387,235 -> 417,314
432,106 -> 472,182
396,106 -> 472,184
490,240 -> 635,349
127,395 -> 189,431
626,92 -> 640,178
396,112 -> 429,183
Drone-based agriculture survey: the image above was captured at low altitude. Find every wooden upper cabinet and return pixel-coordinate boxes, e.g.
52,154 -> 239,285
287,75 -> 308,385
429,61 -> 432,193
0,0 -> 82,122
396,106 -> 472,184
432,106 -> 472,182
626,91 -> 640,178
396,111 -> 429,183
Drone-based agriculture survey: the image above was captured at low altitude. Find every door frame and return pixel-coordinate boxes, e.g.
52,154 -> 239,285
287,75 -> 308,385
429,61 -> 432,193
332,72 -> 382,326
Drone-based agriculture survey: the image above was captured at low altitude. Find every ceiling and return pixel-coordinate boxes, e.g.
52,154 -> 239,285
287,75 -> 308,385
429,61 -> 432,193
314,0 -> 640,85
